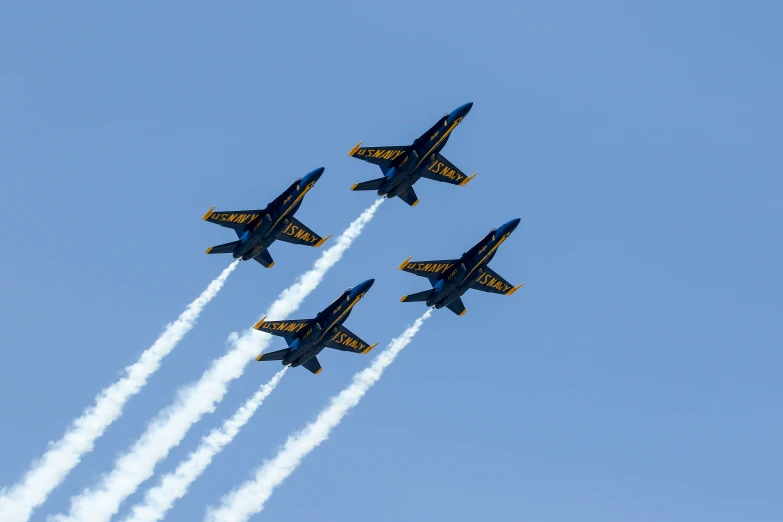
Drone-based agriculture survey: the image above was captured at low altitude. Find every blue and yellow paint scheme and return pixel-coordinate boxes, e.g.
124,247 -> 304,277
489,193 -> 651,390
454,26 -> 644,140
253,279 -> 379,374
398,219 -> 524,315
202,167 -> 331,268
348,102 -> 477,206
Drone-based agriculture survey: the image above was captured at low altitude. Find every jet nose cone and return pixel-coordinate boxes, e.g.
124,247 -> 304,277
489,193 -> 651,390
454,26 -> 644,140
499,218 -> 521,235
303,167 -> 325,184
459,102 -> 474,115
351,278 -> 375,298
448,102 -> 473,124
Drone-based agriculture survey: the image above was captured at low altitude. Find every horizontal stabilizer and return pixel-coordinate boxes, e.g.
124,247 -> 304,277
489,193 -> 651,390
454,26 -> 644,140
253,248 -> 274,268
446,297 -> 467,316
400,289 -> 435,303
397,187 -> 419,207
302,356 -> 323,375
351,178 -> 386,191
206,240 -> 241,255
256,347 -> 289,362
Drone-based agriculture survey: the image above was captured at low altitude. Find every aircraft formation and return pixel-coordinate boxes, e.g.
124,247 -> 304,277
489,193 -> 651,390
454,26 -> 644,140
203,103 -> 523,374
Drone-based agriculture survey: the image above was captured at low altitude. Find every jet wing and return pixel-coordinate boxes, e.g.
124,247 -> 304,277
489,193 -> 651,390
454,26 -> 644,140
421,153 -> 476,186
202,206 -> 264,231
325,324 -> 379,355
252,317 -> 311,340
470,266 -> 524,296
276,217 -> 331,247
348,142 -> 408,172
398,256 -> 459,279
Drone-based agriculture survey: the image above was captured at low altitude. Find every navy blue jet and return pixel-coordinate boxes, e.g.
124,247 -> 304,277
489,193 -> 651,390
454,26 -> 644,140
397,219 -> 524,316
347,102 -> 476,206
201,167 -> 331,268
253,279 -> 379,374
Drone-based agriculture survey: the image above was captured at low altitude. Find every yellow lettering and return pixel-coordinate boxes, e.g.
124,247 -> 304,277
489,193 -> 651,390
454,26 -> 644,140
393,150 -> 405,160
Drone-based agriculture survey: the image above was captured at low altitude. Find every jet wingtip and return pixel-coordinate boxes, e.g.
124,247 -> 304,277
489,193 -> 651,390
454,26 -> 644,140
202,205 -> 216,220
350,183 -> 359,191
255,354 -> 264,361
315,368 -> 323,375
459,309 -> 467,316
252,316 -> 267,330
348,141 -> 363,156
205,247 -> 213,254
314,234 -> 332,247
398,256 -> 412,270
459,173 -> 477,187
362,342 -> 379,354
411,199 -> 420,207
506,283 -> 525,296
266,262 -> 275,268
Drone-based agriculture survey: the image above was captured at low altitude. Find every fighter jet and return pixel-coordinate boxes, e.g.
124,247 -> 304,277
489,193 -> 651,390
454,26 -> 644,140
397,219 -> 524,315
253,279 -> 378,374
201,167 -> 330,268
347,102 -> 476,206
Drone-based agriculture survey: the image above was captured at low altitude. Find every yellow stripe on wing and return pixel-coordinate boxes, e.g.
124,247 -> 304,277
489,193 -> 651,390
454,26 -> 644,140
252,316 -> 268,330
361,342 -> 379,354
398,256 -> 412,270
458,173 -> 477,187
314,234 -> 331,247
506,283 -> 524,296
202,206 -> 216,220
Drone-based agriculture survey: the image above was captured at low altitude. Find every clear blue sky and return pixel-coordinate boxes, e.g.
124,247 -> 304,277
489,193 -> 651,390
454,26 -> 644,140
1,2 -> 781,521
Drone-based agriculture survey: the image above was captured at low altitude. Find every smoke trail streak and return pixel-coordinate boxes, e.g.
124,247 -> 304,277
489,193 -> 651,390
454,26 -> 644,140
0,262 -> 239,522
121,369 -> 287,522
205,309 -> 433,522
51,199 -> 383,522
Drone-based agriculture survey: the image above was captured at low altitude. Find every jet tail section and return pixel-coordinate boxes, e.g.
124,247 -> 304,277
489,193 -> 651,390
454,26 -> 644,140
302,356 -> 323,375
445,297 -> 467,316
400,289 -> 435,303
397,187 -> 419,207
253,248 -> 274,268
350,178 -> 385,191
256,347 -> 289,362
206,240 -> 241,255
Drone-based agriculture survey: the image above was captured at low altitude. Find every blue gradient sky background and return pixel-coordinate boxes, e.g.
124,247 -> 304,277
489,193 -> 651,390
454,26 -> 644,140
1,2 -> 781,521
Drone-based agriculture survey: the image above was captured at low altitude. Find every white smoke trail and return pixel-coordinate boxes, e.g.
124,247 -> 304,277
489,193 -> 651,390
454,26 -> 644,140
51,199 -> 383,522
0,261 -> 239,522
121,368 -> 287,522
204,309 -> 433,522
